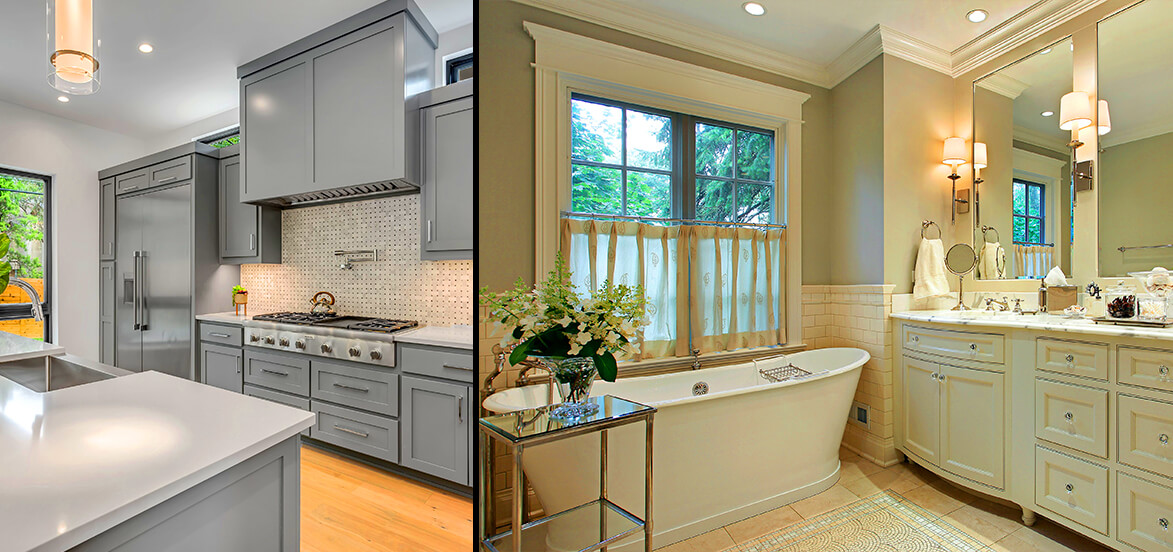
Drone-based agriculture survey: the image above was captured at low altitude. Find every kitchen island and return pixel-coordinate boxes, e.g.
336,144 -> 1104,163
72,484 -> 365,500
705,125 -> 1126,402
0,333 -> 315,552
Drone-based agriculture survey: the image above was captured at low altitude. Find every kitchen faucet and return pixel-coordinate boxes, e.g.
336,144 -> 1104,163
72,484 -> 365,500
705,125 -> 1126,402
11,278 -> 44,321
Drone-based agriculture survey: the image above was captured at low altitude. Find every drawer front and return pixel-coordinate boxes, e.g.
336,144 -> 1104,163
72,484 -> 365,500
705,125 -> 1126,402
199,322 -> 243,346
1036,338 -> 1109,381
244,385 -> 310,437
903,326 -> 1004,364
148,156 -> 192,187
311,360 -> 399,417
1035,378 -> 1110,458
1035,446 -> 1110,534
1118,472 -> 1173,552
243,349 -> 310,396
398,343 -> 473,381
1120,394 -> 1173,477
1119,347 -> 1173,394
115,168 -> 149,194
311,401 -> 398,463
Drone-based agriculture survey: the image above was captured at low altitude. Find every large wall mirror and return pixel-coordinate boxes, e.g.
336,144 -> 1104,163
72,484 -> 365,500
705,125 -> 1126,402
1097,0 -> 1173,276
973,37 -> 1074,280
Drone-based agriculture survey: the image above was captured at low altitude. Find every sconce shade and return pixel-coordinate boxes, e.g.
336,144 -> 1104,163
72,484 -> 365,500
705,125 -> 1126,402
1076,125 -> 1096,163
1059,91 -> 1092,131
1097,99 -> 1111,135
943,137 -> 967,166
973,142 -> 988,169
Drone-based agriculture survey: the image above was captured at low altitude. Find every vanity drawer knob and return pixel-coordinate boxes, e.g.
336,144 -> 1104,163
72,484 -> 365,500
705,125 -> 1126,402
1160,433 -> 1169,445
912,335 -> 920,343
1160,518 -> 1169,531
931,372 -> 939,380
1160,365 -> 1169,376
969,343 -> 978,351
1064,411 -> 1074,422
1065,354 -> 1075,363
1065,483 -> 1074,493
939,374 -> 947,382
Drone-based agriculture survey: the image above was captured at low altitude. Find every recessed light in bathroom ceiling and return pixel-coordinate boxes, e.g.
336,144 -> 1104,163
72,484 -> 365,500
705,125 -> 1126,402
966,9 -> 989,23
57,95 -> 69,103
742,2 -> 766,16
138,43 -> 154,53
1041,111 -> 1054,117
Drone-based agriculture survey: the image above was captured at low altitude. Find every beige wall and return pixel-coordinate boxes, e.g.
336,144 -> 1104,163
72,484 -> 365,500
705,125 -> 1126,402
477,0 -> 834,290
1099,131 -> 1173,276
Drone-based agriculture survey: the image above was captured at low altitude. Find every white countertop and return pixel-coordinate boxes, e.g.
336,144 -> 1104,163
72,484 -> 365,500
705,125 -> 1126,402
394,325 -> 474,350
195,311 -> 263,325
892,310 -> 1173,342
0,331 -> 65,363
0,370 -> 315,552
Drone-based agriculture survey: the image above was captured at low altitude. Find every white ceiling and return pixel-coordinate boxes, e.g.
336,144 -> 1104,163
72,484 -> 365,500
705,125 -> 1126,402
611,0 -> 1039,65
0,0 -> 471,138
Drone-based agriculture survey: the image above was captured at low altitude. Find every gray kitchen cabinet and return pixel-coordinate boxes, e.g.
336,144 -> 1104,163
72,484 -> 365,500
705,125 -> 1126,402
236,1 -> 437,206
400,375 -> 470,485
202,343 -> 243,394
99,178 -> 115,260
419,81 -> 473,260
218,147 -> 280,264
99,261 -> 115,365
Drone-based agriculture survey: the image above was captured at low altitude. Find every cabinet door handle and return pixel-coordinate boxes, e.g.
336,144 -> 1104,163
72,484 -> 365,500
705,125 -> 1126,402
938,374 -> 947,382
333,382 -> 369,393
427,220 -> 433,242
930,372 -> 938,381
209,332 -> 231,338
457,396 -> 464,423
333,425 -> 369,438
249,233 -> 256,251
261,368 -> 289,377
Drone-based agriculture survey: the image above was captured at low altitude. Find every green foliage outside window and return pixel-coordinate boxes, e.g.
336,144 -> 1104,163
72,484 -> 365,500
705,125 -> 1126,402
0,174 -> 46,279
207,134 -> 240,149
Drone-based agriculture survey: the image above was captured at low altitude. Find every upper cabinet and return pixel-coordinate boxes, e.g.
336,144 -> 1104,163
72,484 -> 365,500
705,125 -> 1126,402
218,145 -> 281,264
416,80 -> 474,260
237,0 -> 438,207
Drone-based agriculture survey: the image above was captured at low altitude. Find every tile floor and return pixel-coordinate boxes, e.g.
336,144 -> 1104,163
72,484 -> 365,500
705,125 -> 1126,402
655,447 -> 1115,552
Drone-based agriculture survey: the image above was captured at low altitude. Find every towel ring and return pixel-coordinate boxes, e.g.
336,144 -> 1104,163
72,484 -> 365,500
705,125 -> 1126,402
921,220 -> 942,239
981,225 -> 1000,243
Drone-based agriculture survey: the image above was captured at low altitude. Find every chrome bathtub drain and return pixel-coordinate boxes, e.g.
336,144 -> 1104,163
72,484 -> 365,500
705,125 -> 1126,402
692,381 -> 709,396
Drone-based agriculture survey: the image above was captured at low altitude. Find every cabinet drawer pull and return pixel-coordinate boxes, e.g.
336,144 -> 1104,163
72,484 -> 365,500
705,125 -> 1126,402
930,372 -> 939,381
122,185 -> 139,191
1160,365 -> 1170,377
1064,411 -> 1074,422
157,176 -> 178,183
332,382 -> 369,393
442,364 -> 468,371
969,343 -> 978,351
1065,483 -> 1074,493
261,368 -> 289,377
209,332 -> 231,338
1160,518 -> 1169,531
333,425 -> 369,438
1065,354 -> 1075,363
911,335 -> 920,343
1160,433 -> 1169,445
938,374 -> 947,382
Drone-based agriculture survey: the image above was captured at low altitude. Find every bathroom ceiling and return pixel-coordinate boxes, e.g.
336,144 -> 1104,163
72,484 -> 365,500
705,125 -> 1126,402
0,0 -> 471,139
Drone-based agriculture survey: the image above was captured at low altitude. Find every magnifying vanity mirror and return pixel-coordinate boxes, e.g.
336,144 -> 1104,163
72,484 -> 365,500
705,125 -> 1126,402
973,37 -> 1074,280
1097,0 -> 1173,276
945,243 -> 978,310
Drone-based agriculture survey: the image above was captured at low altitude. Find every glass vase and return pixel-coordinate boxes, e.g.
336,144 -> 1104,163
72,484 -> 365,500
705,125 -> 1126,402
535,356 -> 600,419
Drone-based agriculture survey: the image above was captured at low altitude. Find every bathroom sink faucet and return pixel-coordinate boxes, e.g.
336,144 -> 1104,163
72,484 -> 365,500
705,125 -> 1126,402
985,297 -> 1010,312
11,278 -> 44,321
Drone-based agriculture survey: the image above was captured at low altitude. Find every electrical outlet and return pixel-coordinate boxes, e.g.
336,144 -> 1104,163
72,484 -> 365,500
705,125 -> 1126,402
849,401 -> 870,429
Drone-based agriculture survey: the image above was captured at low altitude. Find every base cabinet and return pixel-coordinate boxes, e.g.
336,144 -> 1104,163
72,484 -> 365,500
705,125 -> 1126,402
201,343 -> 243,393
400,375 -> 471,485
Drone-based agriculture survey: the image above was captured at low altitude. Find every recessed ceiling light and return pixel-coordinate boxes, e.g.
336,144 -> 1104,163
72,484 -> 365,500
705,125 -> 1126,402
1039,48 -> 1053,55
966,9 -> 989,23
138,43 -> 154,54
742,2 -> 766,16
57,95 -> 69,103
1041,111 -> 1054,117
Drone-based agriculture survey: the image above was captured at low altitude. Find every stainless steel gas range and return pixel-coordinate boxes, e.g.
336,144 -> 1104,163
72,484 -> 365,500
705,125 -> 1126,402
241,312 -> 418,368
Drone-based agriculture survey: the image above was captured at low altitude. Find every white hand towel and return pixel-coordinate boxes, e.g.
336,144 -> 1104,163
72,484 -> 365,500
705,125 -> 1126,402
979,242 -> 1005,279
914,238 -> 950,301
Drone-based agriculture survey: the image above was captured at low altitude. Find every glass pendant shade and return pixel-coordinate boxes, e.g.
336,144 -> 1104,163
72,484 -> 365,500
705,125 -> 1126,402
1059,91 -> 1092,131
47,0 -> 100,95
942,137 -> 966,166
1097,99 -> 1111,136
973,142 -> 988,169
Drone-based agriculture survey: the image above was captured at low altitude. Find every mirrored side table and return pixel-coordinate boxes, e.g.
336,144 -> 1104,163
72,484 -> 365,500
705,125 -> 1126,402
479,395 -> 656,552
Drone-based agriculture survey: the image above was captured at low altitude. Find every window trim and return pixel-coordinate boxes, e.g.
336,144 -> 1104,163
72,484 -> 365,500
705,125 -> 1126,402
0,167 -> 52,342
445,52 -> 474,85
1012,179 -> 1047,246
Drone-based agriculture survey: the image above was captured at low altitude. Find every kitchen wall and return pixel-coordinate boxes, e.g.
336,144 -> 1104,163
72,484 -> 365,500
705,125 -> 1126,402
240,194 -> 472,326
0,99 -> 146,359
436,22 -> 473,84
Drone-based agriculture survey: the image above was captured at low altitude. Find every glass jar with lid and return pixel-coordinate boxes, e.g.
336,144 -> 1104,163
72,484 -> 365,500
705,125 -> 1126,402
1105,283 -> 1138,319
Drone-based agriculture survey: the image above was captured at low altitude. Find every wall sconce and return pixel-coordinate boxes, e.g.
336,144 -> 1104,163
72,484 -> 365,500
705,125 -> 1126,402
943,137 -> 968,222
1097,99 -> 1111,135
1059,91 -> 1096,192
973,142 -> 988,185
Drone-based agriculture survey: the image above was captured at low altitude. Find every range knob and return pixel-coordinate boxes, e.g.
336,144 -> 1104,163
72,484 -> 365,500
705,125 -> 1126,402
370,350 -> 383,361
348,346 -> 361,358
249,334 -> 260,343
295,339 -> 306,350
279,337 -> 290,347
320,343 -> 333,354
263,336 -> 275,345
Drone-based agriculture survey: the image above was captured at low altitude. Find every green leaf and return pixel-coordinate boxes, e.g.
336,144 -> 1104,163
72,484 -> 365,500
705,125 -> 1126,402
508,340 -> 531,365
594,352 -> 618,382
0,234 -> 9,259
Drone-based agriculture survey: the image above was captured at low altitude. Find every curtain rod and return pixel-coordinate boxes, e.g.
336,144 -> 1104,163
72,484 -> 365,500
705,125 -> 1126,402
560,211 -> 787,230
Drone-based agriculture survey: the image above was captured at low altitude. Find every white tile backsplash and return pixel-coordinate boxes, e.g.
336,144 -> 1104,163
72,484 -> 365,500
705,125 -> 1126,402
240,194 -> 472,326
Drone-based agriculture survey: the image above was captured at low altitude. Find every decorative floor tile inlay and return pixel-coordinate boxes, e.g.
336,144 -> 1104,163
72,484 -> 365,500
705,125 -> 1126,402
727,490 -> 991,552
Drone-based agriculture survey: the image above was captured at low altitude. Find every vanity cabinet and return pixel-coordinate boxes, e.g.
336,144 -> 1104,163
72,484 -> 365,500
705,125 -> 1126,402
415,80 -> 473,260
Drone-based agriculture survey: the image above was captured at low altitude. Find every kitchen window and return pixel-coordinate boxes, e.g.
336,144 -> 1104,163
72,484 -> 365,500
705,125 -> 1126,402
565,94 -> 785,362
0,168 -> 52,341
445,52 -> 474,84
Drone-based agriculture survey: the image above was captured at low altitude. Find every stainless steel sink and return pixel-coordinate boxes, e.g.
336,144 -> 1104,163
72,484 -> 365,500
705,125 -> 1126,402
0,354 -> 130,393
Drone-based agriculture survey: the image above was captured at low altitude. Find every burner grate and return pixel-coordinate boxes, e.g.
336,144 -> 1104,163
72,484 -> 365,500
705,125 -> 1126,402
350,319 -> 419,333
253,312 -> 340,325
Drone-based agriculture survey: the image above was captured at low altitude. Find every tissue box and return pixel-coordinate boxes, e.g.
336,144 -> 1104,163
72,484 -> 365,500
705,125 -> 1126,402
1047,286 -> 1078,313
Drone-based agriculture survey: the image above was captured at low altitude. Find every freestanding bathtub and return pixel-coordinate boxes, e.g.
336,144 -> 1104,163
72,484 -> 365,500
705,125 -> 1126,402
482,347 -> 869,551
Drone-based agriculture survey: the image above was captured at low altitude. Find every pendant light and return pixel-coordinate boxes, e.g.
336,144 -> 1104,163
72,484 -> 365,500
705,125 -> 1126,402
47,0 -> 100,95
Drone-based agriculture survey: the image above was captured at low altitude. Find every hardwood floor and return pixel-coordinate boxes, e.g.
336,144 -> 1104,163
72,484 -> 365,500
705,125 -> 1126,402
301,444 -> 473,551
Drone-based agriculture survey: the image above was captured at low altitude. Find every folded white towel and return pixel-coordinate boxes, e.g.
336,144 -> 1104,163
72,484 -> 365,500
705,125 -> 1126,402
914,238 -> 950,301
979,242 -> 1005,279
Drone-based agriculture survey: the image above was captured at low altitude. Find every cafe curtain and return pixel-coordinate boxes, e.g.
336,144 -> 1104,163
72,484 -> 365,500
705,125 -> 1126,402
1013,244 -> 1053,280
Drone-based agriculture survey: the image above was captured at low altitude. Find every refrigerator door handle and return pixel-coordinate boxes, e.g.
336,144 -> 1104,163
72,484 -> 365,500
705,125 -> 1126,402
138,251 -> 148,331
132,251 -> 141,330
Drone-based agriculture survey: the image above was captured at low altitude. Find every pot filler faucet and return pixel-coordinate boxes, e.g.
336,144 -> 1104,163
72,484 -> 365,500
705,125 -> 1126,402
11,278 -> 44,321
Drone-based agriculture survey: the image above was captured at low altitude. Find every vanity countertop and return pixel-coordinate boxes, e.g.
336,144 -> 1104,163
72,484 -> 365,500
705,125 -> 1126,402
394,325 -> 474,351
892,310 -> 1173,342
0,370 -> 315,552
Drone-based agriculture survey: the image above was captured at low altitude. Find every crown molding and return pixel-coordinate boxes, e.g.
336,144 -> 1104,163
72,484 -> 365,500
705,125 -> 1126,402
1099,114 -> 1173,148
1014,125 -> 1070,152
951,0 -> 1107,77
975,73 -> 1030,99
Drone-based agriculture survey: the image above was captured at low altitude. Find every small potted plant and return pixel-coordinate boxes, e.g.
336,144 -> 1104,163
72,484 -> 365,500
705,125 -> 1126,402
232,285 -> 248,315
481,254 -> 647,419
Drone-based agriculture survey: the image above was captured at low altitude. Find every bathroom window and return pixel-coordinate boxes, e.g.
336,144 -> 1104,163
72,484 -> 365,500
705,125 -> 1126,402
0,168 -> 52,341
1012,179 -> 1046,245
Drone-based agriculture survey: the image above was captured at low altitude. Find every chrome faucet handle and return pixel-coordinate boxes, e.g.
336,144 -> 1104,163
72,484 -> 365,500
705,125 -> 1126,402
1012,299 -> 1024,314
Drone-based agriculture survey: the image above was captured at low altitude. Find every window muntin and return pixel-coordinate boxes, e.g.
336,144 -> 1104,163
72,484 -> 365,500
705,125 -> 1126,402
1012,179 -> 1046,245
0,169 -> 51,341
694,123 -> 775,224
